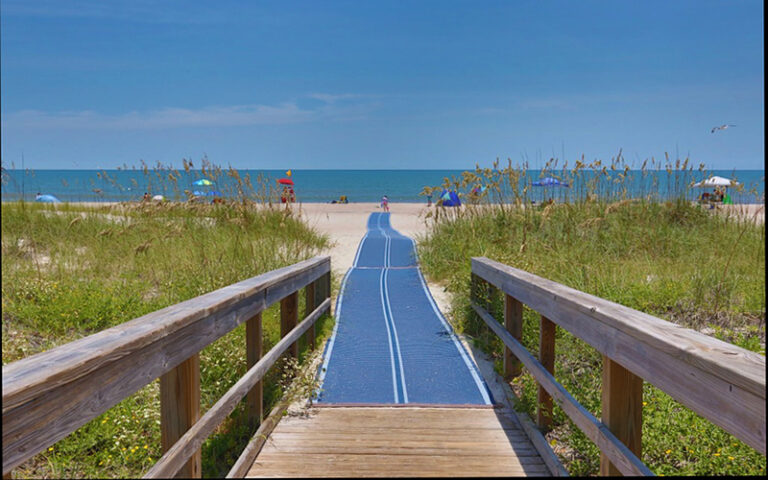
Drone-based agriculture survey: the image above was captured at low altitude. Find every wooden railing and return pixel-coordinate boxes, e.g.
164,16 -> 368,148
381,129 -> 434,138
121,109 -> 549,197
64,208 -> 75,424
2,256 -> 332,478
470,257 -> 765,476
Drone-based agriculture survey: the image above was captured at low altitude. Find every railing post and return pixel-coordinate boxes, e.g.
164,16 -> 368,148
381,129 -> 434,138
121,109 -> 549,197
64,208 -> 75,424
600,356 -> 643,476
537,315 -> 556,430
304,281 -> 316,350
246,313 -> 263,428
160,354 -> 201,478
322,271 -> 331,314
281,291 -> 299,358
503,294 -> 523,380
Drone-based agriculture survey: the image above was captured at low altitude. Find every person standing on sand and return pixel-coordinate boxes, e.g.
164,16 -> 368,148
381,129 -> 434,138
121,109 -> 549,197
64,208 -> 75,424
381,195 -> 389,212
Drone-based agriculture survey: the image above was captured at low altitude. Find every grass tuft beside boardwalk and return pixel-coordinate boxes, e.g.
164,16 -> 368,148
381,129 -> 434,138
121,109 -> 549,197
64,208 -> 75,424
416,162 -> 765,476
1,200 -> 333,478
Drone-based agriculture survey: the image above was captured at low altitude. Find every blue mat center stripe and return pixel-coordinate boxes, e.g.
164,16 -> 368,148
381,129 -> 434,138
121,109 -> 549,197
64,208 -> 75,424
316,212 -> 492,405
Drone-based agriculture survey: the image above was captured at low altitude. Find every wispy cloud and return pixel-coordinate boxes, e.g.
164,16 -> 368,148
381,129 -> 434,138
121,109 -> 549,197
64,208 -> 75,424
306,93 -> 367,104
4,104 -> 310,130
517,98 -> 576,110
2,95 -> 377,130
0,0 -> 225,24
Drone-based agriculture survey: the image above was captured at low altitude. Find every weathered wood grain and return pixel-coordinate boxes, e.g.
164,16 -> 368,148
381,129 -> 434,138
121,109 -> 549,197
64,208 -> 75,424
504,294 -> 523,379
280,292 -> 299,359
537,315 -> 556,431
144,298 -> 330,478
246,407 -> 550,477
227,400 -> 290,478
500,402 -> 570,477
472,257 -> 766,455
2,256 -> 330,475
472,302 -> 652,476
246,313 -> 263,428
160,354 -> 201,478
600,356 -> 643,476
304,281 -> 316,350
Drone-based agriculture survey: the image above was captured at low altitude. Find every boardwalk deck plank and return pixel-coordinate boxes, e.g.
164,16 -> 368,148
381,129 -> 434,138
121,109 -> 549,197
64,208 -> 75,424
246,407 -> 549,477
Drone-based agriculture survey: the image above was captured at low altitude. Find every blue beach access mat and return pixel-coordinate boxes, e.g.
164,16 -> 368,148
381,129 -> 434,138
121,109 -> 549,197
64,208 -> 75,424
315,212 -> 493,405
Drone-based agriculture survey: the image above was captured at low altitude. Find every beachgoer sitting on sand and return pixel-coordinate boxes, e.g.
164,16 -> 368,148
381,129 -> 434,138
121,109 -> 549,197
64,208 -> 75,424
143,192 -> 150,202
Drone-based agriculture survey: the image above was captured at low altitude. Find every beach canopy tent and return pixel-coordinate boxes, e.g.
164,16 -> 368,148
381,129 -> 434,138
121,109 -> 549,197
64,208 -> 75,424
152,194 -> 164,202
439,189 -> 461,207
532,177 -> 569,187
35,194 -> 60,203
691,176 -> 740,188
192,178 -> 214,186
277,178 -> 294,185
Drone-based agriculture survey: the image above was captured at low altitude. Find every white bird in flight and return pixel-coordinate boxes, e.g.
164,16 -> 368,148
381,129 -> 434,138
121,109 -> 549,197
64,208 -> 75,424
711,124 -> 736,133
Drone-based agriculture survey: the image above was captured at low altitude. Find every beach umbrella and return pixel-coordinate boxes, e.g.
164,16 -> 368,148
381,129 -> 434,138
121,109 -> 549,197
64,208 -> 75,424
206,190 -> 223,197
193,190 -> 206,196
277,178 -> 294,185
152,194 -> 164,202
192,178 -> 214,186
692,176 -> 740,188
35,194 -> 61,203
439,189 -> 461,207
532,177 -> 569,187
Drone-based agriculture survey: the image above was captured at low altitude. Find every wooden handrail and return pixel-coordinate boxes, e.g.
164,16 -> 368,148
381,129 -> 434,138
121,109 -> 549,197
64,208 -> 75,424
471,256 -> 766,474
472,302 -> 652,476
145,298 -> 331,478
2,256 -> 331,475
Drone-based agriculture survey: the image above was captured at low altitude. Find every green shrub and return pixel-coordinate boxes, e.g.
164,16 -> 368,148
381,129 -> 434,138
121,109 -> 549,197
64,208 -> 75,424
2,200 -> 332,478
417,160 -> 765,475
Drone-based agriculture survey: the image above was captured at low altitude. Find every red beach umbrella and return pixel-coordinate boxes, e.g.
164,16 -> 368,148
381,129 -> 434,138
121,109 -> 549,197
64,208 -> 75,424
277,178 -> 294,185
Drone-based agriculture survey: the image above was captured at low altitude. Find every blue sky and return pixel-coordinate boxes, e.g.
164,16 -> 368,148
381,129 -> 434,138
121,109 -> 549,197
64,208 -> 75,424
1,0 -> 764,170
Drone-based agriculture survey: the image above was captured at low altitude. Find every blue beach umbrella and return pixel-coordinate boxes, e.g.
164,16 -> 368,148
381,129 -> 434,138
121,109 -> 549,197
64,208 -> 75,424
439,189 -> 461,207
532,177 -> 569,187
206,190 -> 223,197
35,194 -> 61,203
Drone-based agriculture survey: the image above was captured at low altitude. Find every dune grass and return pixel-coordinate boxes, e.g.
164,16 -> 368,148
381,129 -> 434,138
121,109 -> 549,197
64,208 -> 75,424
416,159 -> 765,476
1,199 -> 333,478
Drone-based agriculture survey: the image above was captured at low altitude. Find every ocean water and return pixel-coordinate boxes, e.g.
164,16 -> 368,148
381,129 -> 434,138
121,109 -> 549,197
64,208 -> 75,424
1,169 -> 764,204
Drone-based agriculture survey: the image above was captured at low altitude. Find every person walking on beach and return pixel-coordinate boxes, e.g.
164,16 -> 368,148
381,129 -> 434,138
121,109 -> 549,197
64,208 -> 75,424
381,195 -> 389,212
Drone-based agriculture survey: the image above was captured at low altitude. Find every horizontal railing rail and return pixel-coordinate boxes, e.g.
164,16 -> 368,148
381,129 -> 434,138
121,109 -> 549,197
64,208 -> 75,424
144,297 -> 330,478
2,255 -> 332,477
471,256 -> 765,476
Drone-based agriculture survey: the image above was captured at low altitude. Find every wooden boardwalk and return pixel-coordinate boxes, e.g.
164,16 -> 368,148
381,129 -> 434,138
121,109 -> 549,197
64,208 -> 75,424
246,406 -> 551,477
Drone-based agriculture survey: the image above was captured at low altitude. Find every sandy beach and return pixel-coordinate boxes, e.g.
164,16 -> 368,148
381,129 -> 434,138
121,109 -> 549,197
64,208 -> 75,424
289,202 -> 490,317
19,199 -> 765,314
295,202 -> 456,314
297,201 -> 764,277
711,203 -> 765,224
296,202 -> 431,273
